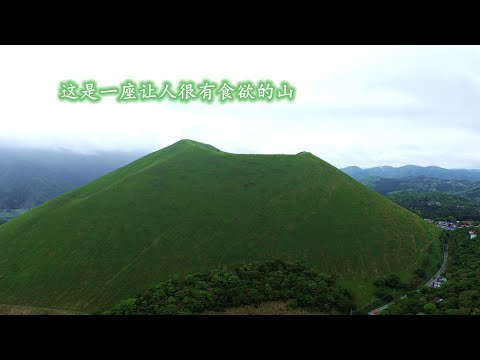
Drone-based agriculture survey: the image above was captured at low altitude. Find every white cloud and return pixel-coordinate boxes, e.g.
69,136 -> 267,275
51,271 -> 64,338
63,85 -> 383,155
1,45 -> 480,168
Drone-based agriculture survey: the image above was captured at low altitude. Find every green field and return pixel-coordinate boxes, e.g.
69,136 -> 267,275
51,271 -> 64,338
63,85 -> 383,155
0,140 -> 441,312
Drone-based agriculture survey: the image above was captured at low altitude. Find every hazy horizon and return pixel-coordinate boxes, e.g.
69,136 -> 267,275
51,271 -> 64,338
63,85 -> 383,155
2,142 -> 480,171
2,45 -> 480,168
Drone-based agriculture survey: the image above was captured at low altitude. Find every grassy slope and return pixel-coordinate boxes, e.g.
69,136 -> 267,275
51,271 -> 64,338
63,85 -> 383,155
0,140 -> 441,312
0,304 -> 87,315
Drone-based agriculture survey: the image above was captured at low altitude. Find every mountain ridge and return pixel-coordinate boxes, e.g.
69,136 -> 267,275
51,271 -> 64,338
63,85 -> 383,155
0,148 -> 143,209
342,164 -> 480,182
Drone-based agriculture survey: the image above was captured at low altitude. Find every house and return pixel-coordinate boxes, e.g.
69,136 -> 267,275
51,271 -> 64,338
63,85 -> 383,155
469,231 -> 477,239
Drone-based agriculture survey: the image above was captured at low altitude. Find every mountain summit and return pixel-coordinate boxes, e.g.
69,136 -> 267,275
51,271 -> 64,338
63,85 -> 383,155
0,140 -> 441,312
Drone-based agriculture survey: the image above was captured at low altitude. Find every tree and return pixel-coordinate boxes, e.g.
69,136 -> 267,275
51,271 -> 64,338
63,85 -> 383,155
414,268 -> 426,278
423,303 -> 436,315
385,274 -> 403,289
374,287 -> 394,302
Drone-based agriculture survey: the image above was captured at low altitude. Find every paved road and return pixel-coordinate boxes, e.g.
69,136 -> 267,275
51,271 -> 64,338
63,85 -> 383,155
367,241 -> 448,315
426,242 -> 448,288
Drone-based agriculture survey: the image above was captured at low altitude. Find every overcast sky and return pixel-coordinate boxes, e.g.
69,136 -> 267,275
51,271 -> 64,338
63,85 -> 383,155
1,45 -> 480,169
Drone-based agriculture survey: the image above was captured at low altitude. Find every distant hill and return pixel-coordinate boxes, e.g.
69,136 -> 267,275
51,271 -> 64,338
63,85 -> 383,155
387,192 -> 480,221
0,140 -> 441,312
0,147 -> 144,209
342,165 -> 480,182
350,176 -> 480,221
359,176 -> 476,197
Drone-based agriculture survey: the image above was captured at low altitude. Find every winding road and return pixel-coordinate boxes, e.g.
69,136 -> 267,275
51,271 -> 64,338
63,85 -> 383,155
367,240 -> 448,315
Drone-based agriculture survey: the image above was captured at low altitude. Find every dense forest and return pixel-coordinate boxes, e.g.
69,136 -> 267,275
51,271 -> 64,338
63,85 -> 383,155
384,228 -> 480,315
102,260 -> 354,315
348,175 -> 480,221
387,192 -> 480,221
360,176 -> 477,197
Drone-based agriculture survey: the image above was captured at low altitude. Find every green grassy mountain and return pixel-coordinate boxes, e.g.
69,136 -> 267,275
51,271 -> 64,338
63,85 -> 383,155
0,140 -> 441,312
